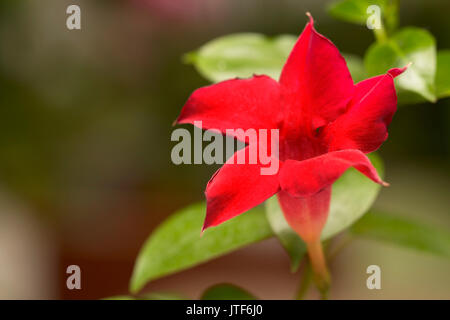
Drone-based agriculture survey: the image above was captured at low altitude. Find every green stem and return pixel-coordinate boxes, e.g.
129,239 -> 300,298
306,240 -> 330,299
374,0 -> 399,42
373,24 -> 388,43
296,261 -> 313,300
385,0 -> 400,33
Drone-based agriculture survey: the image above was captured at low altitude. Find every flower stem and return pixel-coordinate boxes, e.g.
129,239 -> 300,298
373,24 -> 388,43
296,261 -> 312,300
306,240 -> 330,299
385,0 -> 400,33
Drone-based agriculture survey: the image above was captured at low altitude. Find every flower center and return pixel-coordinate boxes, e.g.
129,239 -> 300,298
280,133 -> 328,162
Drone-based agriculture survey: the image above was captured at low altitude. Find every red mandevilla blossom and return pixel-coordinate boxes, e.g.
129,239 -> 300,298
176,14 -> 406,284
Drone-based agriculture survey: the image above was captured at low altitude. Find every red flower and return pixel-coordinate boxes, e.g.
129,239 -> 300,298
176,14 -> 405,273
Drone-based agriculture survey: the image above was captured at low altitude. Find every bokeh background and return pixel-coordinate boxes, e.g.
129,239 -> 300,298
0,0 -> 449,299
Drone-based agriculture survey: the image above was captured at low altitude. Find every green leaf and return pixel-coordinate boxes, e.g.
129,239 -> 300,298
351,211 -> 450,258
364,27 -> 437,102
201,283 -> 257,300
186,33 -> 368,84
392,50 -> 450,105
436,50 -> 450,99
265,197 -> 307,272
328,0 -> 387,25
129,203 -> 272,293
323,153 -> 384,239
396,88 -> 428,106
265,153 -> 384,260
185,33 -> 296,82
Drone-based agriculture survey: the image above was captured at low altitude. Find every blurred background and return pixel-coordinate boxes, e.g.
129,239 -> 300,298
0,0 -> 448,299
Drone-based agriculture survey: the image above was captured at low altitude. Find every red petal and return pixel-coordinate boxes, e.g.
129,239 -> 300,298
203,147 -> 280,230
325,67 -> 406,153
177,75 -> 280,141
388,65 -> 409,78
278,187 -> 331,243
279,149 -> 386,198
279,14 -> 354,133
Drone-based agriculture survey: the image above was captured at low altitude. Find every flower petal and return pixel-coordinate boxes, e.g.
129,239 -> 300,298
177,75 -> 280,141
279,14 -> 354,132
325,67 -> 406,153
278,187 -> 331,243
279,149 -> 385,197
203,147 -> 280,230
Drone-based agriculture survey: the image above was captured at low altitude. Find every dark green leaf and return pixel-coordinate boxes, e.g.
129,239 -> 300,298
365,27 -> 437,102
201,283 -> 257,300
351,210 -> 450,258
129,203 -> 272,293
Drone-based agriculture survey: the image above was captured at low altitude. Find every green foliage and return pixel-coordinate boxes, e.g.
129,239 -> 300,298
185,33 -> 295,82
351,211 -> 450,258
129,154 -> 384,293
186,33 -> 366,84
129,203 -> 272,293
329,0 -> 450,104
328,0 -> 387,25
365,27 -> 437,102
328,0 -> 399,33
128,158 -> 449,297
128,1 -> 450,299
201,283 -> 257,300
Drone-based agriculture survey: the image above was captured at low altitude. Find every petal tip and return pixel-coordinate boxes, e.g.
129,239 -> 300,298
305,12 -> 314,25
381,181 -> 390,187
388,63 -> 410,78
200,222 -> 209,236
174,110 -> 189,126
